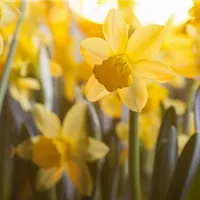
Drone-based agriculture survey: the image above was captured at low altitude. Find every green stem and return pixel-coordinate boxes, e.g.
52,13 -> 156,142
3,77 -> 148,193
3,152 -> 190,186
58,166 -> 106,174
48,187 -> 57,200
129,111 -> 141,200
0,1 -> 27,115
183,79 -> 198,135
117,158 -> 128,199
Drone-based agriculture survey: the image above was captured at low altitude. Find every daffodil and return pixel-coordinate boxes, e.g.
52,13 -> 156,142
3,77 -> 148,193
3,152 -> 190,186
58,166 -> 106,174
0,2 -> 20,54
17,101 -> 109,196
161,24 -> 200,78
9,62 -> 40,111
189,0 -> 200,25
81,9 -> 175,112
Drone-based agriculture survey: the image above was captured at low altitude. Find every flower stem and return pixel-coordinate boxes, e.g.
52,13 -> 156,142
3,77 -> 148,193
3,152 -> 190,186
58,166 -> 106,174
129,110 -> 141,200
0,1 -> 27,115
183,79 -> 198,135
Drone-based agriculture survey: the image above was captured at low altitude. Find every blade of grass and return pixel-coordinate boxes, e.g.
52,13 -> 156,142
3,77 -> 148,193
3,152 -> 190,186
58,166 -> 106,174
0,1 -> 27,115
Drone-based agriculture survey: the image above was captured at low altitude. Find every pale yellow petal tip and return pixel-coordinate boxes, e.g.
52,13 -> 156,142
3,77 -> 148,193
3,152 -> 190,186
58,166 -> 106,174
16,140 -> 33,160
0,3 -> 20,28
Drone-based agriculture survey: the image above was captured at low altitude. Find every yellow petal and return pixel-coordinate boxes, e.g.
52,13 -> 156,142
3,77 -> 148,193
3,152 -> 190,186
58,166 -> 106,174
50,60 -> 63,77
36,167 -> 63,191
64,74 -> 76,102
170,50 -> 200,78
100,92 -> 122,118
134,60 -> 175,83
0,2 -> 20,28
80,37 -> 111,67
62,101 -> 87,139
103,8 -> 128,53
163,99 -> 186,116
116,122 -> 129,141
65,160 -> 93,196
118,77 -> 148,112
85,138 -> 109,162
127,23 -> 170,61
33,104 -> 61,137
10,85 -> 20,101
33,137 -> 61,169
16,139 -> 33,160
20,90 -> 31,111
85,75 -> 110,102
18,78 -> 40,90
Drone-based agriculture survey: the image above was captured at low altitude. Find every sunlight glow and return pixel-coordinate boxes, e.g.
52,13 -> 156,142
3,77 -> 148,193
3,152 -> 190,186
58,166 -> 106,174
134,0 -> 193,25
69,0 -> 118,24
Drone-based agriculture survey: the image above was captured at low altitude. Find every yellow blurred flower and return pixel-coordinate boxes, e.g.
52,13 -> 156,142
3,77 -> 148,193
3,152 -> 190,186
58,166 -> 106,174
161,20 -> 200,78
46,3 -> 93,101
17,101 -> 109,196
81,9 -> 175,112
163,98 -> 186,116
99,82 -> 167,118
143,83 -> 168,113
0,2 -> 20,54
100,92 -> 122,118
9,62 -> 40,111
189,0 -> 200,25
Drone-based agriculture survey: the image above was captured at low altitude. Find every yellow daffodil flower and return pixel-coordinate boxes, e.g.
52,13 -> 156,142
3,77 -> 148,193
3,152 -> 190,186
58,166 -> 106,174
161,16 -> 200,79
17,101 -> 109,196
81,9 -> 175,112
189,0 -> 200,25
0,2 -> 20,54
9,62 -> 40,111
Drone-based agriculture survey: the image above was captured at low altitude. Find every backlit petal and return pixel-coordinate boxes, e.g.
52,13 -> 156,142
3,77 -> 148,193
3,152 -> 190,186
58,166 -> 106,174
118,77 -> 148,112
103,9 -> 129,53
85,75 -> 110,102
100,92 -> 122,118
0,2 -> 20,28
62,101 -> 87,139
80,37 -> 111,67
85,137 -> 109,162
33,104 -> 61,137
65,160 -> 93,196
134,60 -> 175,82
127,21 -> 171,61
36,167 -> 64,191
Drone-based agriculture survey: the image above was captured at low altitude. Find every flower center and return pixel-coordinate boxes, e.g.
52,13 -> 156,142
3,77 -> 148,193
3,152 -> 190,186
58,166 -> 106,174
93,55 -> 133,92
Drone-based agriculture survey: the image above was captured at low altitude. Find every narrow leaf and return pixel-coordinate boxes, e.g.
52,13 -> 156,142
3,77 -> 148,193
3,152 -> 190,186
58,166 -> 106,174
165,133 -> 200,200
151,126 -> 178,200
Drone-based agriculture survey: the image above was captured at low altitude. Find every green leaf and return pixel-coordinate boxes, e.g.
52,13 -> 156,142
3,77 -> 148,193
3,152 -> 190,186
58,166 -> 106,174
185,162 -> 200,200
165,133 -> 200,200
151,107 -> 177,199
194,87 -> 200,133
151,126 -> 178,200
156,107 -> 177,150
